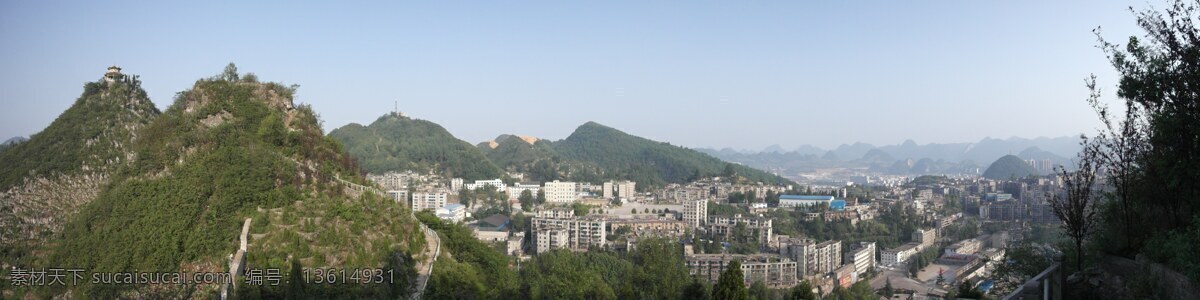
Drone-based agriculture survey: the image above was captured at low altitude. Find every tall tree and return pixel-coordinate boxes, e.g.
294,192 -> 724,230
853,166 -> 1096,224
713,260 -> 748,300
1049,138 -> 1101,271
222,62 -> 239,81
748,281 -> 769,300
789,280 -> 816,300
458,188 -> 475,208
1089,0 -> 1200,256
518,189 -> 534,211
882,277 -> 894,298
682,277 -> 713,300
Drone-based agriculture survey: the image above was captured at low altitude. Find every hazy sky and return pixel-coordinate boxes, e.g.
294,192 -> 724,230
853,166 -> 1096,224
0,1 -> 1146,150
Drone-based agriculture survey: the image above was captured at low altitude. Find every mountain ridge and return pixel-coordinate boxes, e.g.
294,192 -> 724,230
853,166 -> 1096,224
334,118 -> 795,187
329,113 -> 504,180
698,136 -> 1080,176
0,72 -> 160,261
36,68 -> 421,297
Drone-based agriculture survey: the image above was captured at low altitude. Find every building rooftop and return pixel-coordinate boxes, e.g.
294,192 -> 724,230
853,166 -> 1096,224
479,214 -> 511,229
830,199 -> 847,210
885,242 -> 921,252
780,195 -> 836,200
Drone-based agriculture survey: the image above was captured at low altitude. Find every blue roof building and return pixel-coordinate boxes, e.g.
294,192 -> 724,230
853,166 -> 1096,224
779,195 -> 846,211
831,200 -> 846,211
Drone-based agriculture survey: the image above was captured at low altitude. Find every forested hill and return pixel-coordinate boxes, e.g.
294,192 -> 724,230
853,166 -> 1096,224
0,76 -> 158,191
480,135 -> 559,171
0,73 -> 159,266
329,113 -> 503,180
42,67 -> 422,298
550,122 -> 795,187
982,154 -> 1040,180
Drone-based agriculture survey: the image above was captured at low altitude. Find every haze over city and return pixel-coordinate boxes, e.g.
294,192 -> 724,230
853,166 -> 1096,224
1,1 -> 1141,149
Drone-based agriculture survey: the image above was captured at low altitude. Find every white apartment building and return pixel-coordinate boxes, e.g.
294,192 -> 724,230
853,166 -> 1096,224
436,203 -> 466,223
450,178 -> 464,192
464,179 -> 506,192
602,181 -> 637,199
411,192 -> 448,211
881,243 -> 920,267
544,180 -> 578,204
534,226 -> 570,254
682,200 -> 708,228
845,242 -> 876,277
507,183 -> 541,201
386,190 -> 409,204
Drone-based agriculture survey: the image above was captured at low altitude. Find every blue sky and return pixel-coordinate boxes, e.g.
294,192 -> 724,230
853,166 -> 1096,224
0,1 -> 1145,149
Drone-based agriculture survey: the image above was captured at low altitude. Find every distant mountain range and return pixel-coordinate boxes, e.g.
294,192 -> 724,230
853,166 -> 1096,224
333,116 -> 796,188
698,136 -> 1081,177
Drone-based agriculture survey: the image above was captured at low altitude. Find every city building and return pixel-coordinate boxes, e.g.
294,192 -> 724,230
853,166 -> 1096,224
534,226 -> 570,254
544,180 -> 578,203
450,178 -> 464,192
683,199 -> 707,228
535,208 -> 576,219
779,195 -> 846,211
602,181 -> 636,200
661,186 -> 710,202
912,228 -> 938,248
881,243 -> 920,267
707,215 -> 773,244
507,183 -> 541,201
685,254 -> 798,288
436,203 -> 466,223
850,175 -> 873,186
411,191 -> 448,211
979,201 -> 1023,221
464,179 -> 506,192
608,218 -> 688,238
386,190 -> 409,204
531,217 -> 606,252
780,238 -> 841,277
945,238 -> 981,255
984,193 -> 1013,202
367,171 -> 421,191
474,214 -> 511,242
844,242 -> 876,278
834,264 -> 857,288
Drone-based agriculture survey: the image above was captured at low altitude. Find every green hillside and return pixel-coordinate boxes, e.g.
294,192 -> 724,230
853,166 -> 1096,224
484,135 -> 556,166
483,135 -> 566,182
550,122 -> 794,187
0,73 -> 159,269
0,76 -> 158,191
42,68 -> 422,298
982,154 -> 1040,180
336,119 -> 793,188
329,113 -> 503,180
